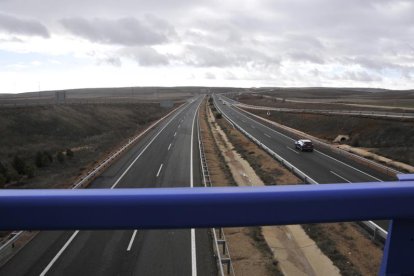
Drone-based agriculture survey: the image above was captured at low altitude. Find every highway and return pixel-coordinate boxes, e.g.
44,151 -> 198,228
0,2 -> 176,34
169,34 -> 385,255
215,94 -> 395,183
232,99 -> 414,119
214,94 -> 395,230
0,96 -> 217,276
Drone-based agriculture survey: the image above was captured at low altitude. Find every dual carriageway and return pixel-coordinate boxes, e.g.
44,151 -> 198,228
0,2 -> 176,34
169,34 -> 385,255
1,93 -> 400,275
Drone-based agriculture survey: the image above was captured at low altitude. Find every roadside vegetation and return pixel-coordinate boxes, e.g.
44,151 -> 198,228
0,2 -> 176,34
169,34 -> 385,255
0,103 -> 175,189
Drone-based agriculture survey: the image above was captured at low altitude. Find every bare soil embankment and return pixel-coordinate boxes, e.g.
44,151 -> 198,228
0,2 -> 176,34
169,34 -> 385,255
0,103 -> 175,189
241,107 -> 414,168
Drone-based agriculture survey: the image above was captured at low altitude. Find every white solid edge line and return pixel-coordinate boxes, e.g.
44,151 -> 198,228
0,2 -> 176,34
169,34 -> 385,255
229,99 -> 384,182
330,170 -> 351,183
39,103 -> 189,276
220,96 -> 390,234
127,230 -> 138,251
317,149 -> 383,182
156,163 -> 164,178
190,97 -> 202,276
39,230 -> 80,276
214,96 -> 315,185
191,229 -> 197,276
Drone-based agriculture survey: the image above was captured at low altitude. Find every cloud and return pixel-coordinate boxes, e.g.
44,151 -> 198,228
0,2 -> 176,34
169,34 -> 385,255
1,0 -> 414,89
184,45 -> 235,67
205,72 -> 216,79
340,70 -> 382,82
0,13 -> 49,38
98,56 -> 122,67
288,52 -> 325,64
120,47 -> 169,66
60,16 -> 176,46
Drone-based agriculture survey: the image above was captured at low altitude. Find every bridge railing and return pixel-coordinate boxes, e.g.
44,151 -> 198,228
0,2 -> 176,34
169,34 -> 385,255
1,174 -> 413,275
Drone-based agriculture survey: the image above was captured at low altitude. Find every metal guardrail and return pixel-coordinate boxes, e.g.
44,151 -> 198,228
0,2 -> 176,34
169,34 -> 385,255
73,103 -> 186,189
219,93 -> 404,178
214,95 -> 389,242
197,102 -> 235,276
214,95 -> 317,184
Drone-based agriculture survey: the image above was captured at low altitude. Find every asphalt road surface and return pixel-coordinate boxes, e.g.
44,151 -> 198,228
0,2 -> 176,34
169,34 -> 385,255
214,94 -> 395,230
235,102 -> 414,119
0,96 -> 217,276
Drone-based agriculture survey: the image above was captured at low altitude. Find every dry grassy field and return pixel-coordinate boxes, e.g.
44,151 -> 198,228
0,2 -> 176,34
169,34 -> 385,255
0,102 -> 176,189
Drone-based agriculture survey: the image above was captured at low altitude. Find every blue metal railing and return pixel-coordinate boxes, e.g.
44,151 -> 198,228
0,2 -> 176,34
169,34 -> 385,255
1,174 -> 413,275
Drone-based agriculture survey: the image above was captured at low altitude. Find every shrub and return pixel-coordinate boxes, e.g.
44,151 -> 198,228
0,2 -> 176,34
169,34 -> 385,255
57,151 -> 65,163
35,152 -> 43,168
35,151 -> 54,168
12,156 -> 26,175
0,173 -> 6,187
0,161 -> 7,175
66,148 -> 74,158
25,165 -> 35,178
44,151 -> 53,163
215,112 -> 222,119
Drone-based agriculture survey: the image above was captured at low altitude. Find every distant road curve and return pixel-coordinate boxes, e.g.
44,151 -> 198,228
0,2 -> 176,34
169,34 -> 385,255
226,99 -> 414,119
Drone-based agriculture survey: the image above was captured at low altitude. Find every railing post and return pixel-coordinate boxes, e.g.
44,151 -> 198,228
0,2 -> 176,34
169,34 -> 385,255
380,219 -> 414,275
380,174 -> 414,275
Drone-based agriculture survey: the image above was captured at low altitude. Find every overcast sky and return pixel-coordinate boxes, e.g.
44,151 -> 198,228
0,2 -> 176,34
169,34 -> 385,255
0,0 -> 413,93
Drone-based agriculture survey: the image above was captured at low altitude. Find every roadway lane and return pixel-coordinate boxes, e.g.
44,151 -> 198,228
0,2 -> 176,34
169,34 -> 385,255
1,97 -> 217,276
234,102 -> 414,119
215,94 -> 394,184
214,94 -> 394,230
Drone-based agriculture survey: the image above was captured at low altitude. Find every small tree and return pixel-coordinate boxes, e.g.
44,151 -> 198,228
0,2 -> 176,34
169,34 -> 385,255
35,152 -> 44,168
44,151 -> 53,163
0,173 -> 6,187
0,162 -> 8,185
12,156 -> 26,175
57,151 -> 65,163
35,151 -> 53,168
0,161 -> 7,176
25,165 -> 35,178
66,148 -> 74,159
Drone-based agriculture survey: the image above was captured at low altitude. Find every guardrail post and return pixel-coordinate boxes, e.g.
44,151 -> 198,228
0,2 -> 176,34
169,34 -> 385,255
380,174 -> 414,275
221,258 -> 231,274
218,240 -> 226,255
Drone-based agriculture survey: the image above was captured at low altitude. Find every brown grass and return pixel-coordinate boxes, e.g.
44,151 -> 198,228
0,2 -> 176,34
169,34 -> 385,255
0,103 -> 174,189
